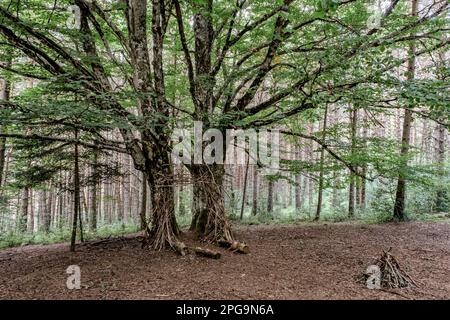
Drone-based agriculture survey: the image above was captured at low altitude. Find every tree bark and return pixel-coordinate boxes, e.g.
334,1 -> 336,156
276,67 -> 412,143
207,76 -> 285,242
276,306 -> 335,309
267,179 -> 274,215
315,104 -> 329,221
240,153 -> 250,219
360,112 -> 368,209
190,164 -> 235,245
18,188 -> 29,232
70,130 -> 80,252
89,150 -> 98,231
393,0 -> 418,221
26,189 -> 34,232
295,146 -> 303,211
43,188 -> 51,232
348,108 -> 357,218
139,173 -> 147,231
0,57 -> 11,189
251,166 -> 258,216
435,123 -> 447,211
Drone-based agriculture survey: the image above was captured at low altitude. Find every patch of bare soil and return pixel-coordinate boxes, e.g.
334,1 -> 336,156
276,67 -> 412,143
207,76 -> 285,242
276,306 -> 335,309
1,221 -> 450,300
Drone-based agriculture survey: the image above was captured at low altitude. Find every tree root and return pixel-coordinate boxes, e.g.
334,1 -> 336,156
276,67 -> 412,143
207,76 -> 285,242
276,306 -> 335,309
141,230 -> 221,259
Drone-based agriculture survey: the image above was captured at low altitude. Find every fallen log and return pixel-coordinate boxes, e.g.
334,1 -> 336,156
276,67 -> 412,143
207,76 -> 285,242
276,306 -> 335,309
189,247 -> 221,259
218,240 -> 250,254
83,235 -> 112,246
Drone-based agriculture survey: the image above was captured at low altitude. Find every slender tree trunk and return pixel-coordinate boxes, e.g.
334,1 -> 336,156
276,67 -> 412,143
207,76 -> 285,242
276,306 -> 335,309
435,123 -> 447,211
27,189 -> 34,232
393,0 -> 418,221
89,150 -> 98,231
360,112 -> 368,209
116,175 -> 124,222
295,146 -> 302,211
0,58 -> 11,189
251,166 -> 258,216
70,130 -> 80,252
315,104 -> 329,221
240,153 -> 250,219
58,190 -> 64,229
267,179 -> 274,215
348,108 -> 357,218
43,189 -> 51,232
79,203 -> 84,242
434,49 -> 447,212
0,133 -> 6,189
19,188 -> 29,232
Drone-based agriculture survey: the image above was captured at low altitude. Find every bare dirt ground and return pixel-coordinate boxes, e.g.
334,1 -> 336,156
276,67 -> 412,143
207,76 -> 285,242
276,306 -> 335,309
1,221 -> 450,300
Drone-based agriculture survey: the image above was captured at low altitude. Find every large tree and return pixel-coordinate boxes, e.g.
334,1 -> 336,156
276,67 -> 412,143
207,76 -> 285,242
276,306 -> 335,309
0,0 -> 448,252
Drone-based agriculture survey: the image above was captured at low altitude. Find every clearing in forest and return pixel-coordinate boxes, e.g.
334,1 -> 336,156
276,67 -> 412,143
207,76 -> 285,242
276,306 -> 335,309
1,221 -> 449,300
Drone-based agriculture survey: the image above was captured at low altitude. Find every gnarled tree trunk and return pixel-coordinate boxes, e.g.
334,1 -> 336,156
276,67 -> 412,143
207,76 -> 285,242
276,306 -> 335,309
190,164 -> 231,241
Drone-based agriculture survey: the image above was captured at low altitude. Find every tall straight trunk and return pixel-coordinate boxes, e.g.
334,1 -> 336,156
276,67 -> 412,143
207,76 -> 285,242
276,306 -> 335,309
0,57 -> 11,189
43,189 -> 51,232
116,174 -> 124,222
315,104 -> 329,221
251,166 -> 258,216
19,188 -> 29,232
0,134 -> 6,189
27,189 -> 34,232
295,146 -> 302,211
393,0 -> 418,221
70,130 -> 80,252
79,203 -> 84,243
37,189 -> 46,232
435,123 -> 447,211
240,153 -> 250,219
434,50 -> 447,212
295,174 -> 302,210
360,112 -> 368,209
58,190 -> 64,229
267,179 -> 274,215
306,125 -> 314,210
89,150 -> 98,231
348,108 -> 357,218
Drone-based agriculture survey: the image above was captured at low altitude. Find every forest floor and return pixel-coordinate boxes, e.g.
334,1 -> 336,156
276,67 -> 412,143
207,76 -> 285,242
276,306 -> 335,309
1,220 -> 450,300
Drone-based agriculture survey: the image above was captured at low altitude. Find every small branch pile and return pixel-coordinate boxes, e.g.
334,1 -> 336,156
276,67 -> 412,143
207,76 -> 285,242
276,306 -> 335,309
376,249 -> 417,289
360,248 -> 417,289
